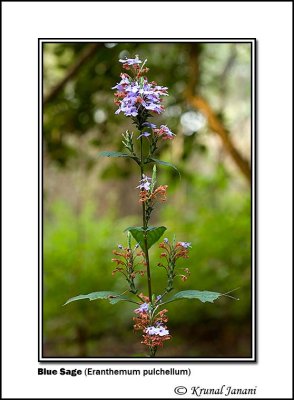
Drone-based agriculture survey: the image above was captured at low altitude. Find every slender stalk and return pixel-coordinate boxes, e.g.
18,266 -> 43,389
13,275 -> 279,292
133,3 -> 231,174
149,346 -> 157,357
140,136 -> 153,304
148,309 -> 158,357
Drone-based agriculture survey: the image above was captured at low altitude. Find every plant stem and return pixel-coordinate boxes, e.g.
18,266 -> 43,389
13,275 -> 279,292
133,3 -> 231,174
149,346 -> 158,357
148,310 -> 158,357
140,136 -> 153,304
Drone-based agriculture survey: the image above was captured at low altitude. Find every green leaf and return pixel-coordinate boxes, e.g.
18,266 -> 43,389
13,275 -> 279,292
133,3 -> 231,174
145,157 -> 180,177
63,291 -> 137,306
98,151 -> 139,163
108,295 -> 136,304
163,290 -> 223,304
125,226 -> 167,250
150,164 -> 157,192
99,151 -> 130,158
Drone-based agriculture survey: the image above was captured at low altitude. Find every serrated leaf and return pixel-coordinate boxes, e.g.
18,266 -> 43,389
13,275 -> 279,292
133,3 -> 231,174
125,226 -> 167,250
145,157 -> 180,177
163,290 -> 223,304
64,291 -> 137,306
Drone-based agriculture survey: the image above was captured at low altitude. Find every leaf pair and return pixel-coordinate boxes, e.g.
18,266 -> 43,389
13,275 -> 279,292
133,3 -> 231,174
98,151 -> 180,176
64,289 -> 236,307
125,226 -> 167,250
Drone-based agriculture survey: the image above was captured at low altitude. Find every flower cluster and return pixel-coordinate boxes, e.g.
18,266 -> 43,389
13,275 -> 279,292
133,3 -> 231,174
145,326 -> 169,336
153,125 -> 175,140
136,174 -> 152,191
112,244 -> 146,293
136,173 -> 168,224
137,174 -> 168,204
137,123 -> 175,141
158,238 -> 192,291
113,56 -> 170,122
133,299 -> 171,349
139,184 -> 168,204
119,56 -> 142,67
134,302 -> 149,314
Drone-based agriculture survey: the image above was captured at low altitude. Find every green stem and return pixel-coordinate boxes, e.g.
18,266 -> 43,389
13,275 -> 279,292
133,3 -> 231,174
149,346 -> 158,357
140,136 -> 153,304
148,309 -> 158,357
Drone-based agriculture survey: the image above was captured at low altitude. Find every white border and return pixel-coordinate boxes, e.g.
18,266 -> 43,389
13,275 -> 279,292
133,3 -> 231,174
2,2 -> 292,398
38,38 -> 256,363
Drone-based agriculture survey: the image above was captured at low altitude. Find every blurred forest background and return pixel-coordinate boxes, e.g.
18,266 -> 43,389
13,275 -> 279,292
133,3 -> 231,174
43,42 -> 252,358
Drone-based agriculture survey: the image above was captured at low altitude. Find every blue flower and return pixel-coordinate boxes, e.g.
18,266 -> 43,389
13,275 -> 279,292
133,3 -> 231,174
119,56 -> 142,66
145,326 -> 158,335
134,303 -> 149,314
156,295 -> 162,303
142,122 -> 157,129
136,174 -> 152,191
154,125 -> 175,140
145,326 -> 169,336
113,59 -> 169,118
157,327 -> 169,336
137,132 -> 151,139
178,241 -> 192,249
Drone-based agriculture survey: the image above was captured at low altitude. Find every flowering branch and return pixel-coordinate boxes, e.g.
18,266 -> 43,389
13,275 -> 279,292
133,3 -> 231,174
139,136 -> 153,303
64,54 -> 238,358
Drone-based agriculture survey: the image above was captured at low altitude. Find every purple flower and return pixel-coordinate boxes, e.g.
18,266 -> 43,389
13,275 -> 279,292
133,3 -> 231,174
157,327 -> 169,336
134,303 -> 149,314
119,56 -> 142,66
154,125 -> 175,140
145,326 -> 158,335
113,60 -> 169,118
118,244 -> 123,249
178,241 -> 192,249
136,174 -> 152,191
145,326 -> 169,336
137,132 -> 151,140
112,78 -> 130,91
145,103 -> 163,114
163,238 -> 169,243
142,122 -> 157,129
156,295 -> 162,303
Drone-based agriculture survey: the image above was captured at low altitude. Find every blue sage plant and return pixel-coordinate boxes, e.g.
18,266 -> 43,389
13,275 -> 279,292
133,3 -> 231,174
65,56 -> 238,357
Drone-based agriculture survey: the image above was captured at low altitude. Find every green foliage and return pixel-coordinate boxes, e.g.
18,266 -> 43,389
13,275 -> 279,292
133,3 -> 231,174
64,291 -> 137,306
99,151 -> 132,158
43,201 -> 138,356
156,165 -> 251,326
43,42 -> 251,167
99,151 -> 139,164
125,226 -> 167,250
43,163 -> 251,356
145,157 -> 180,176
164,290 -> 224,304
